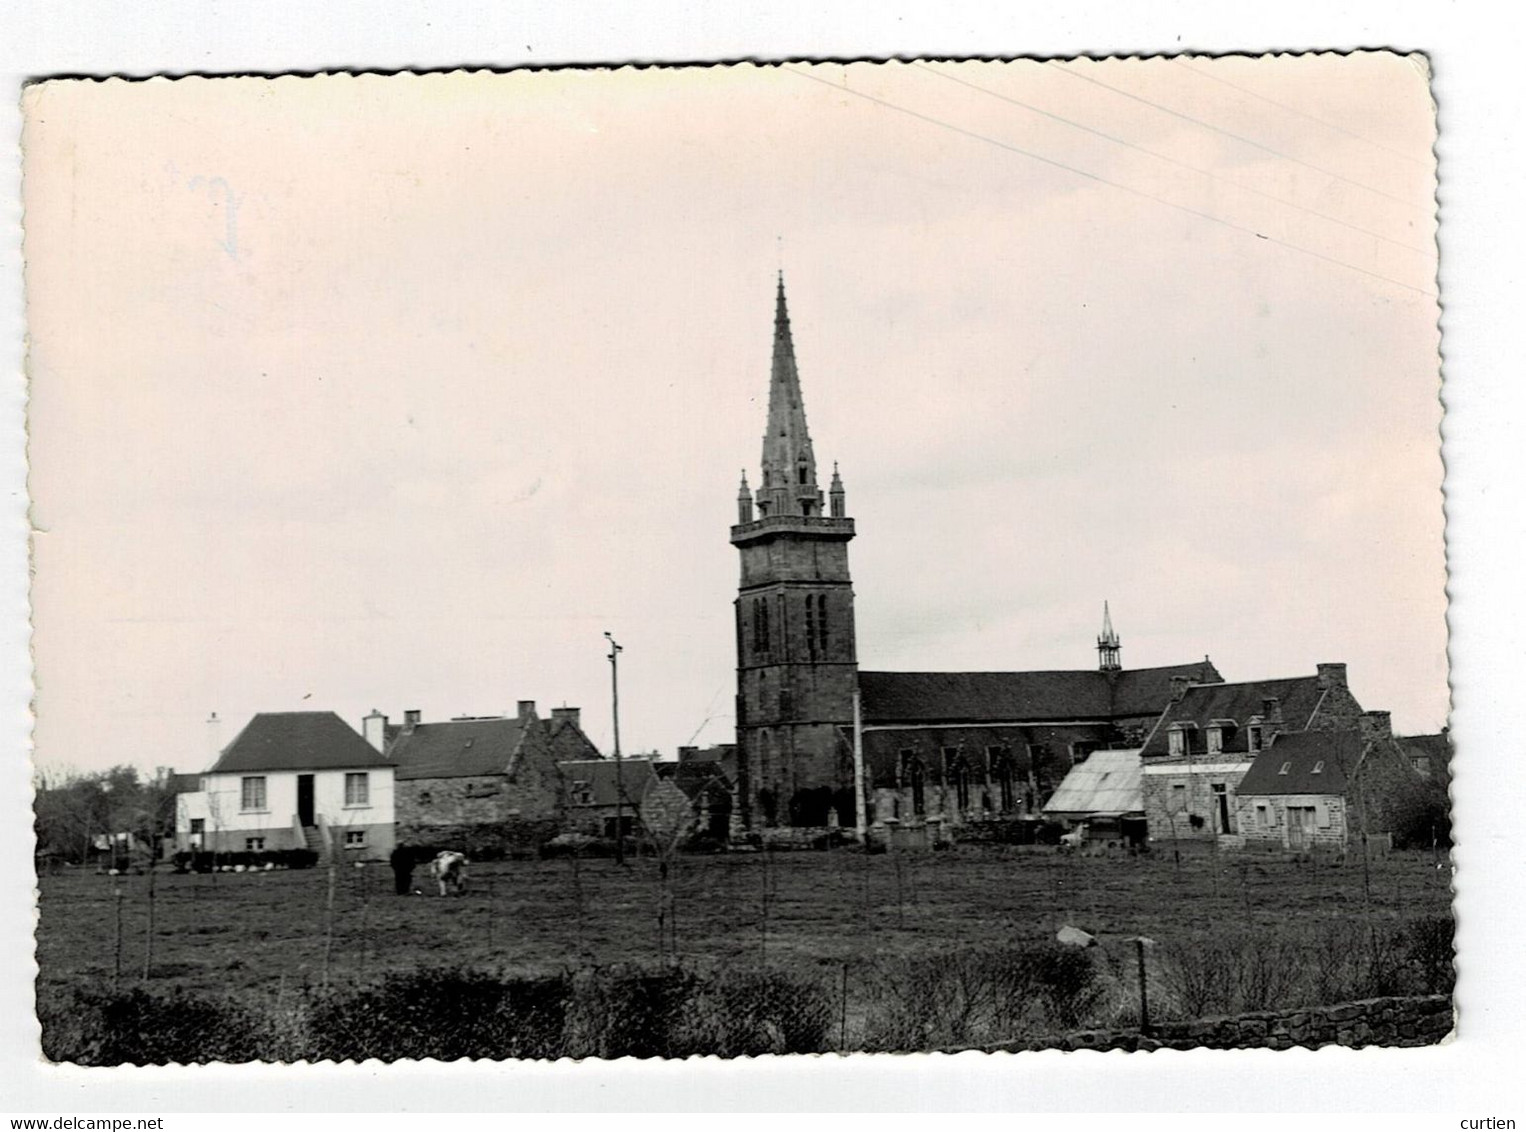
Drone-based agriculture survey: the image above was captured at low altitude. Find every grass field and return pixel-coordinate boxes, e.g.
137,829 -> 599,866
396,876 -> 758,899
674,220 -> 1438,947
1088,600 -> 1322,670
36,842 -> 1453,1000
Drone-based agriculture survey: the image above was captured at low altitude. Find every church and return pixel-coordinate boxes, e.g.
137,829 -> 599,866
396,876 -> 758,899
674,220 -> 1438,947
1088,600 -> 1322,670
731,276 -> 1223,832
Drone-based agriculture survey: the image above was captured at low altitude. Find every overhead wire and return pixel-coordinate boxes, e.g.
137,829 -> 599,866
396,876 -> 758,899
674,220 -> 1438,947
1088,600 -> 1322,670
911,60 -> 1432,257
782,65 -> 1437,299
1170,57 -> 1434,170
1045,60 -> 1435,213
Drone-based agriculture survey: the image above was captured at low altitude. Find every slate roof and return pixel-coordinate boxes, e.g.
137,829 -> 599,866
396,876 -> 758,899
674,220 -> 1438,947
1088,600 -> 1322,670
557,758 -> 656,806
858,660 -> 1221,725
1139,674 -> 1332,758
388,717 -> 528,781
210,712 -> 392,774
168,772 -> 204,794
1042,748 -> 1144,817
1398,732 -> 1451,775
1235,730 -> 1363,796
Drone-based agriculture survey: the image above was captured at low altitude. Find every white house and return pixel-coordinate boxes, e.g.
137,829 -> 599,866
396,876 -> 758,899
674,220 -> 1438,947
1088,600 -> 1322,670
176,711 -> 395,861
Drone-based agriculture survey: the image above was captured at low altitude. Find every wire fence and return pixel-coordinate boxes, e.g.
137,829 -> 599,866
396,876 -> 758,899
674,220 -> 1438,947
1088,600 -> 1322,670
36,836 -> 1456,1063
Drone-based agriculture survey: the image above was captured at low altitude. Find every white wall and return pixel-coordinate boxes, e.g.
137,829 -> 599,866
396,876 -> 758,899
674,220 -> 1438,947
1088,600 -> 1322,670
176,767 -> 394,836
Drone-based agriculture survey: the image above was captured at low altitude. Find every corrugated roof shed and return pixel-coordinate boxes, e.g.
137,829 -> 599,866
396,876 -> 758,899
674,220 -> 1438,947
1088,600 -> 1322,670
387,717 -> 528,781
210,712 -> 391,774
1042,749 -> 1144,817
859,660 -> 1220,725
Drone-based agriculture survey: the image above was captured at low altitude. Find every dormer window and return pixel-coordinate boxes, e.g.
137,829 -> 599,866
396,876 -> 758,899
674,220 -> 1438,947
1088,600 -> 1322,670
1168,727 -> 1185,757
1247,722 -> 1264,753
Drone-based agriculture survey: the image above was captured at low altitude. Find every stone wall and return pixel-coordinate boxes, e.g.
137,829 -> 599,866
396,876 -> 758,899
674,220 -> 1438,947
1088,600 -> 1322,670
1142,761 -> 1254,842
988,994 -> 1453,1052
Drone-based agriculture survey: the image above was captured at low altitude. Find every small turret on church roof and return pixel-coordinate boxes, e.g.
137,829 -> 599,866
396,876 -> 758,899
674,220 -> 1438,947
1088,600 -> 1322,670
1097,601 -> 1122,671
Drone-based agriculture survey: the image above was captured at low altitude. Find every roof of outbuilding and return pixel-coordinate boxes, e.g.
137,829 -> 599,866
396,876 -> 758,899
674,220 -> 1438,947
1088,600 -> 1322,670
858,660 -> 1221,725
210,712 -> 392,774
557,758 -> 656,806
388,717 -> 528,781
168,772 -> 203,794
1398,732 -> 1451,767
1235,730 -> 1363,796
1042,748 -> 1144,817
1139,674 -> 1332,757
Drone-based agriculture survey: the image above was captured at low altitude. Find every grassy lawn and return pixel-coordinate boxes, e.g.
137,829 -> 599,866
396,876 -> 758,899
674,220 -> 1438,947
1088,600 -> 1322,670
35,842 -> 1453,1001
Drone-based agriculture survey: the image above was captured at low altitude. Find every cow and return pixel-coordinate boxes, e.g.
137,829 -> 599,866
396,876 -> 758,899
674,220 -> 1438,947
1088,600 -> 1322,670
1058,828 -> 1086,854
429,850 -> 468,897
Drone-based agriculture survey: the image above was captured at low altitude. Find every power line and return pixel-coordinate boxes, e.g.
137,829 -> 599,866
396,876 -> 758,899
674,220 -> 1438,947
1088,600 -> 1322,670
912,61 -> 1432,257
782,66 -> 1437,299
1046,60 -> 1435,213
1171,57 -> 1433,170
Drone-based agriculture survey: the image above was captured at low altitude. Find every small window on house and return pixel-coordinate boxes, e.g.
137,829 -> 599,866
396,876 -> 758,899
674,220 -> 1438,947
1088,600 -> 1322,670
1278,762 -> 1292,775
345,772 -> 369,806
1256,804 -> 1268,828
419,790 -> 433,804
240,776 -> 267,811
1207,728 -> 1223,755
1412,756 -> 1431,777
345,830 -> 365,846
1168,728 -> 1185,757
245,836 -> 265,852
1311,761 -> 1325,775
1247,726 -> 1263,753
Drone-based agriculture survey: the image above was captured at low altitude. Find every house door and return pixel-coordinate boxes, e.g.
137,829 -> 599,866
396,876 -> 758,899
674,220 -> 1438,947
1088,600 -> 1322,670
1287,806 -> 1315,849
1213,783 -> 1232,834
297,775 -> 315,826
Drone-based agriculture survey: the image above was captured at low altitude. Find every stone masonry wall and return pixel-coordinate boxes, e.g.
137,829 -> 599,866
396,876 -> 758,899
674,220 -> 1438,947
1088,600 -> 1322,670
988,994 -> 1452,1053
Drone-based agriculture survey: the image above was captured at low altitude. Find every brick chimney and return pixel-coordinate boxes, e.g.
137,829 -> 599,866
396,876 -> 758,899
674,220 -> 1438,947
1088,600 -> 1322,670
362,709 -> 389,753
1316,663 -> 1348,691
550,706 -> 581,728
1359,710 -> 1393,744
403,709 -> 422,733
1169,675 -> 1193,702
517,700 -> 537,721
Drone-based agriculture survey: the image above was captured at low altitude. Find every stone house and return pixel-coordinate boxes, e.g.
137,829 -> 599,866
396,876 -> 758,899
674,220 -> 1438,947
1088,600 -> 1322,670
1139,663 -> 1366,843
656,753 -> 736,841
175,711 -> 396,861
556,757 -> 657,838
382,700 -> 600,853
1234,711 -> 1424,850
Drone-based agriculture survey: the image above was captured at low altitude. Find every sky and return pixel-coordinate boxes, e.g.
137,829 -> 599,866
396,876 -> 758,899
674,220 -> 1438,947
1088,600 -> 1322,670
21,54 -> 1445,775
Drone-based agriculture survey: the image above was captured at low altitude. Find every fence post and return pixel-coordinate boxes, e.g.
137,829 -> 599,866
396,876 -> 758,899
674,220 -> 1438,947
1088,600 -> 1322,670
839,960 -> 850,1051
321,832 -> 338,989
142,861 -> 157,980
113,883 -> 124,988
1130,936 -> 1156,1035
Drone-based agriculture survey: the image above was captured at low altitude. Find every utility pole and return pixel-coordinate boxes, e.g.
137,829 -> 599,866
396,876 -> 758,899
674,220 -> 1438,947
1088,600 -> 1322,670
605,632 -> 626,866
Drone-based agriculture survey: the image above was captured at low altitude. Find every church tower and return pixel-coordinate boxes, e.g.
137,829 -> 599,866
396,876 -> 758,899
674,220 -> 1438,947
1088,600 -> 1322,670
732,275 -> 858,829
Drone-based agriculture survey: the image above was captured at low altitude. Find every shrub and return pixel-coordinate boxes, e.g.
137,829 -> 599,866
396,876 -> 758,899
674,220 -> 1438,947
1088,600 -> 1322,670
1405,914 -> 1455,995
39,984 -> 276,1066
304,966 -> 570,1062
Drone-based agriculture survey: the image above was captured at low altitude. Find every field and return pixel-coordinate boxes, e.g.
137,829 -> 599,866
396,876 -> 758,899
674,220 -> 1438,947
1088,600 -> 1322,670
37,842 -> 1452,1001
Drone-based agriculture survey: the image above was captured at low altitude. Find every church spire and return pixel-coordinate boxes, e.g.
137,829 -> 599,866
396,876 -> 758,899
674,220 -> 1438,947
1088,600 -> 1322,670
1097,601 -> 1122,671
755,273 -> 823,518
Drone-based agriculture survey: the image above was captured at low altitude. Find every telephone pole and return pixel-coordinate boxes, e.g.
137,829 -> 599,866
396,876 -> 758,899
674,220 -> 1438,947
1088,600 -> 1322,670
605,632 -> 626,866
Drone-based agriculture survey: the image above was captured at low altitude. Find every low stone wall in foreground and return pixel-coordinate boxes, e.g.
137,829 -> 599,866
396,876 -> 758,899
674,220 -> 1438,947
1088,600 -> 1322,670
988,994 -> 1453,1052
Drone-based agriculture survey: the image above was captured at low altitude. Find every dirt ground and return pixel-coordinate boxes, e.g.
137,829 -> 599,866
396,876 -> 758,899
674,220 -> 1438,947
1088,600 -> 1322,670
34,842 -> 1453,999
